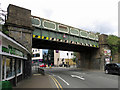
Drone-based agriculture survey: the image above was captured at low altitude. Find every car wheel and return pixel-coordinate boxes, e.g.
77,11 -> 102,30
105,69 -> 109,74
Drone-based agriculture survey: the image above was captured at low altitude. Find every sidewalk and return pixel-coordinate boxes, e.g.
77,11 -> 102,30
13,74 -> 54,89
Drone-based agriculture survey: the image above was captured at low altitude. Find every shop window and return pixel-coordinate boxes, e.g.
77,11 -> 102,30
2,56 -> 5,80
17,60 -> 21,74
6,58 -> 15,78
12,59 -> 15,76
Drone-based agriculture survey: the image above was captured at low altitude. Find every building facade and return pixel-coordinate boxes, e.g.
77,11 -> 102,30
0,31 -> 30,86
32,48 -> 43,63
32,49 -> 54,66
54,50 -> 76,66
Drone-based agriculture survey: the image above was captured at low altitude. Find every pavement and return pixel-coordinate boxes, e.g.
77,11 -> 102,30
13,73 -> 55,89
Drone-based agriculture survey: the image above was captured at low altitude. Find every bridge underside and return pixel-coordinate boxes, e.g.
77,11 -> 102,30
32,38 -> 98,52
33,38 -> 100,69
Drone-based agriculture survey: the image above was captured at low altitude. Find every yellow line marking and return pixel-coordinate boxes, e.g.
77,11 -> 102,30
33,35 -> 35,38
52,76 -> 63,89
49,75 -> 59,90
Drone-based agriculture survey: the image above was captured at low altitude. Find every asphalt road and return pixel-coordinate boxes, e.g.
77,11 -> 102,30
44,67 -> 119,89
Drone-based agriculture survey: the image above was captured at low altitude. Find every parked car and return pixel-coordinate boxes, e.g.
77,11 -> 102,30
39,63 -> 46,67
104,63 -> 120,75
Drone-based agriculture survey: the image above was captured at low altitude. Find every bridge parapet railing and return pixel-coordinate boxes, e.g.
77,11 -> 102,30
31,16 -> 99,48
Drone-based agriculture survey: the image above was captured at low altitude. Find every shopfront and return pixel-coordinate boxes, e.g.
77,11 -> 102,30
0,31 -> 30,86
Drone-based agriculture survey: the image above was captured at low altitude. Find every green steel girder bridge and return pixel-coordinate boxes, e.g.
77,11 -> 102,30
32,16 -> 99,52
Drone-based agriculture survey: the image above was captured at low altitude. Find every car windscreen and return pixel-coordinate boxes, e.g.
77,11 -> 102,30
116,63 -> 120,67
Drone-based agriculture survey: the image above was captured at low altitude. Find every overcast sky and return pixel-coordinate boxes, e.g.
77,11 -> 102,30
0,0 -> 119,36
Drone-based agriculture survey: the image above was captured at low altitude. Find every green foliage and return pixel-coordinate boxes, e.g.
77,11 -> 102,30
72,52 -> 77,62
96,32 -> 100,35
1,25 -> 9,35
0,24 -> 2,31
118,40 -> 120,53
107,35 -> 120,55
107,35 -> 119,46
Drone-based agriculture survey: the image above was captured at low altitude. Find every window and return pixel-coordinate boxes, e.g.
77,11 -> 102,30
17,60 -> 21,74
67,53 -> 68,56
33,53 -> 40,57
6,58 -> 15,78
12,59 -> 15,76
36,53 -> 40,57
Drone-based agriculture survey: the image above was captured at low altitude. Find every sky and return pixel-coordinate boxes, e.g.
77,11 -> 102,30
0,0 -> 119,36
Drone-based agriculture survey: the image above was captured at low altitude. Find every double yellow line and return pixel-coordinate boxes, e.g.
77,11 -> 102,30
49,75 -> 63,90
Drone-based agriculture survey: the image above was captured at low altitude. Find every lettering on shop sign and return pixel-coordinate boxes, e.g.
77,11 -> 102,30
2,45 -> 24,57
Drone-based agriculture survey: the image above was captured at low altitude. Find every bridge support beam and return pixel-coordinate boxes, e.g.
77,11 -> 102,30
76,34 -> 111,71
76,49 -> 101,70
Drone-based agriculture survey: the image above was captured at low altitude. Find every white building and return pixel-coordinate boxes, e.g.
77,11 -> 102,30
32,48 -> 43,62
54,50 -> 74,66
59,51 -> 74,59
32,48 -> 75,66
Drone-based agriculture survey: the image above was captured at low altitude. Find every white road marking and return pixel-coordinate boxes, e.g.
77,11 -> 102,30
57,76 -> 70,85
71,75 -> 85,80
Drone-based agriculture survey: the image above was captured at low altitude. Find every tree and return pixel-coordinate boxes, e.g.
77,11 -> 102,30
107,35 -> 120,56
72,52 -> 77,62
118,39 -> 120,53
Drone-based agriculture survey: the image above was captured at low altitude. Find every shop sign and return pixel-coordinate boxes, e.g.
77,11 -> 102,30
103,49 -> 111,56
105,58 -> 110,64
2,45 -> 24,57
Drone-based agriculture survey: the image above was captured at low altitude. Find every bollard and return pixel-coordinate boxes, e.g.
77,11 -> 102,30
38,68 -> 45,75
